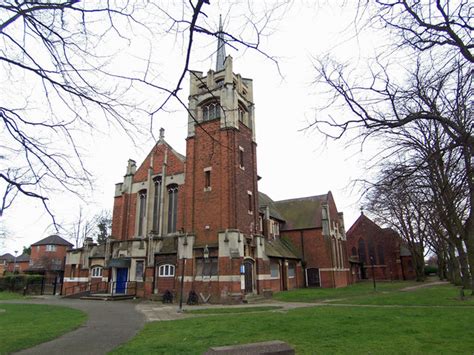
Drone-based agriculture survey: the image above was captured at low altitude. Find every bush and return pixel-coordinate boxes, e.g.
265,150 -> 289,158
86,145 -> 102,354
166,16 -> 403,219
424,266 -> 438,275
0,274 -> 44,292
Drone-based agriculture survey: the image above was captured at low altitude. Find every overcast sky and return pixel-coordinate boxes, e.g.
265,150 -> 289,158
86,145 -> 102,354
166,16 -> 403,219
1,1 -> 387,254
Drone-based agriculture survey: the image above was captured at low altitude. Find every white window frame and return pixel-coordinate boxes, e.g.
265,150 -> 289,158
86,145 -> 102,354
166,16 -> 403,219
270,261 -> 280,278
288,262 -> 296,278
158,264 -> 175,277
46,245 -> 56,252
91,266 -> 103,278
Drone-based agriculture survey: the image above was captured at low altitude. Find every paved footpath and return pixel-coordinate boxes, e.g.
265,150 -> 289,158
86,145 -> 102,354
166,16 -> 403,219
6,297 -> 145,355
5,280 -> 453,354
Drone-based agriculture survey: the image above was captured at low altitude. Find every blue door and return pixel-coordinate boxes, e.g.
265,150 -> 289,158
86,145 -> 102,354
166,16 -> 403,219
116,268 -> 128,294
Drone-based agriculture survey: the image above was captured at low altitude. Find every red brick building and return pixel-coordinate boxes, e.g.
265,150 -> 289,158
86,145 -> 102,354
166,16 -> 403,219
63,28 -> 351,301
346,212 -> 415,281
28,235 -> 73,280
4,253 -> 30,273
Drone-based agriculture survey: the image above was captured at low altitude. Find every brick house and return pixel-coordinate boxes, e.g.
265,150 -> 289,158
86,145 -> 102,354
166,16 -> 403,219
346,212 -> 415,281
4,253 -> 30,273
28,235 -> 73,280
63,28 -> 351,301
0,253 -> 14,274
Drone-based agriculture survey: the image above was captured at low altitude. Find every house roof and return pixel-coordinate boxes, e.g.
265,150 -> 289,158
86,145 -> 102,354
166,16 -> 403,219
15,253 -> 30,262
346,212 -> 384,236
258,191 -> 286,221
273,194 -> 328,230
264,238 -> 301,260
0,253 -> 14,261
31,235 -> 73,247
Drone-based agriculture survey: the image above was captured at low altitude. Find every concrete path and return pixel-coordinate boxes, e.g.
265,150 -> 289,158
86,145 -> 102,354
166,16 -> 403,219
400,280 -> 449,291
6,296 -> 145,355
136,300 -> 318,322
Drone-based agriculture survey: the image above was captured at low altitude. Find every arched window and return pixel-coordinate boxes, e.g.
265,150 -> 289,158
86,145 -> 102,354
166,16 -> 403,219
152,177 -> 162,232
202,102 -> 220,121
158,264 -> 175,277
351,247 -> 357,256
358,239 -> 367,264
91,266 -> 103,278
167,184 -> 178,233
377,244 -> 385,265
137,190 -> 147,237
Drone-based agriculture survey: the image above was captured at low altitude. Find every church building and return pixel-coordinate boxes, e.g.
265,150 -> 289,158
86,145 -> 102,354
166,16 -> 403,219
63,23 -> 351,302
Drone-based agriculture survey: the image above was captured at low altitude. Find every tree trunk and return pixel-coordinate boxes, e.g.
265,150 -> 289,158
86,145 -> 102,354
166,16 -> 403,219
465,236 -> 474,295
454,239 -> 471,289
448,244 -> 462,285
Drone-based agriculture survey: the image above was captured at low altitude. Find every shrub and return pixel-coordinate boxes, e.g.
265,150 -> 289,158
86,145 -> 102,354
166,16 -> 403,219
424,266 -> 438,276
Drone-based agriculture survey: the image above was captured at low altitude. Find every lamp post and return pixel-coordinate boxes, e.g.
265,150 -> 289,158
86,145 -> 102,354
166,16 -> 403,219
370,256 -> 376,291
13,250 -> 18,273
178,236 -> 187,312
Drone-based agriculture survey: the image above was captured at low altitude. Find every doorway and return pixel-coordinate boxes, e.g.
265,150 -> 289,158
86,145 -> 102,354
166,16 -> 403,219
244,260 -> 254,293
307,268 -> 321,287
116,267 -> 128,294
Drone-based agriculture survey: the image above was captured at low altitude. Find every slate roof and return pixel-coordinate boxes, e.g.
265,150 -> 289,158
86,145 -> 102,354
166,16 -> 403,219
258,192 -> 285,221
265,238 -> 300,260
31,235 -> 73,247
0,253 -> 14,262
273,194 -> 328,230
15,253 -> 30,262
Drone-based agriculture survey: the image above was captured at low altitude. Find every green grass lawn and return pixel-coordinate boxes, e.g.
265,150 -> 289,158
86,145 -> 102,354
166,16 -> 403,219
272,280 -> 419,302
0,291 -> 27,300
112,282 -> 474,354
334,284 -> 474,306
0,303 -> 87,354
112,306 -> 474,354
185,306 -> 282,314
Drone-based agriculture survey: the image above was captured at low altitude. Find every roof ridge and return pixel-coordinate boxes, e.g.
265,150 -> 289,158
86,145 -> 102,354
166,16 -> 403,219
274,193 -> 328,204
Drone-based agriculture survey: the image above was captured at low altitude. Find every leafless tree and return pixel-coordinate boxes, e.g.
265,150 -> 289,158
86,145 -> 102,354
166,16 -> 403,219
65,207 -> 97,248
1,1 -> 288,226
365,166 -> 429,281
311,0 -> 473,291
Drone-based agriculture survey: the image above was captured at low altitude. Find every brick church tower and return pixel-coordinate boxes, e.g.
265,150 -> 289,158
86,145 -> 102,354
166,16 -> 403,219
180,18 -> 262,300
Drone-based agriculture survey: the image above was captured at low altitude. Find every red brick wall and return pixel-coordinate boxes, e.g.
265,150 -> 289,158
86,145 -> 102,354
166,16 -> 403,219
283,229 -> 334,269
184,121 -> 258,243
111,142 -> 185,241
346,214 -> 414,281
30,244 -> 69,270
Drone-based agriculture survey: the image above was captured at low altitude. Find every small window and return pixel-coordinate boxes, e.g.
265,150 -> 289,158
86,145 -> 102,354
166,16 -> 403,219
238,108 -> 244,122
46,245 -> 56,252
288,263 -> 295,278
159,264 -> 175,277
204,170 -> 211,190
270,262 -> 279,278
91,266 -> 103,278
247,191 -> 253,214
239,147 -> 244,169
135,260 -> 144,281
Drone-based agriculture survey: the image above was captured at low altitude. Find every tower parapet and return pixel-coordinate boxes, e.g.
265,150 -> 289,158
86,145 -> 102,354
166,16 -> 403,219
188,55 -> 255,141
